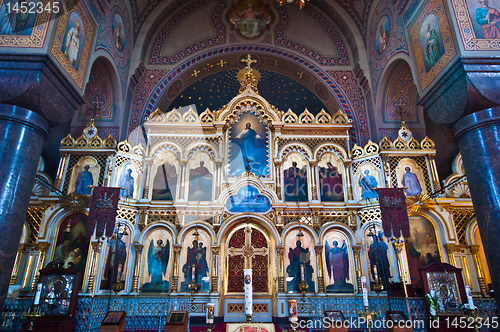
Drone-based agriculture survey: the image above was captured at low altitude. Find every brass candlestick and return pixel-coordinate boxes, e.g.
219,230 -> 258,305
24,305 -> 44,331
358,306 -> 377,332
246,314 -> 252,323
296,282 -> 308,301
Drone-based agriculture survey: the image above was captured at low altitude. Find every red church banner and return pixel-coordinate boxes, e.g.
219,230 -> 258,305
377,188 -> 410,238
87,186 -> 120,237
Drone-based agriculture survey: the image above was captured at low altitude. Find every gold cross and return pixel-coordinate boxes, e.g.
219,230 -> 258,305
192,70 -> 200,77
274,61 -> 278,67
228,226 -> 268,269
394,106 -> 407,121
217,60 -> 227,67
241,54 -> 257,73
205,63 -> 213,71
297,71 -> 304,79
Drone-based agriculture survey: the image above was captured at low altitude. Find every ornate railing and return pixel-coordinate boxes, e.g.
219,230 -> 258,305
2,297 -> 191,332
308,297 -> 497,332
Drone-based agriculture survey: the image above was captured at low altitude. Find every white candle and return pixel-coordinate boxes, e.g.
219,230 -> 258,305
244,269 -> 252,316
300,264 -> 305,282
465,286 -> 475,309
361,276 -> 369,307
191,264 -> 196,282
34,283 -> 43,305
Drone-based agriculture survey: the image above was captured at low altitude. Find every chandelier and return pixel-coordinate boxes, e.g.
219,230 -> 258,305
276,0 -> 309,10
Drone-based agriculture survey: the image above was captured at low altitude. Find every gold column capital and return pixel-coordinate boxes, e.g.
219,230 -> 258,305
211,246 -> 220,255
35,242 -> 50,253
443,243 -> 458,253
173,245 -> 182,255
314,246 -> 323,254
352,245 -> 362,255
276,246 -> 284,255
468,245 -> 480,254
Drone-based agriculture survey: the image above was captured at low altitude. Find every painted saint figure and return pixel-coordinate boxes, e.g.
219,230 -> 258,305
319,162 -> 343,201
113,18 -> 123,51
378,25 -> 389,53
230,3 -> 269,37
182,240 -> 208,285
325,240 -> 350,290
146,239 -> 170,288
65,21 -> 81,69
424,24 -> 441,69
286,240 -> 314,292
0,0 -> 30,35
476,0 -> 500,38
284,162 -> 308,202
74,165 -> 93,195
401,166 -> 422,196
236,122 -> 262,171
102,232 -> 127,289
152,163 -> 178,200
188,161 -> 213,201
118,168 -> 134,199
367,232 -> 392,287
359,169 -> 378,200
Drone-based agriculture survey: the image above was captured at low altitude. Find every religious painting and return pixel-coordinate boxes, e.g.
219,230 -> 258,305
115,162 -> 139,200
227,226 -> 268,293
180,229 -> 211,292
396,159 -> 427,196
112,13 -> 125,52
61,11 -> 85,70
451,0 -> 500,50
318,153 -> 344,202
473,228 -> 491,287
100,223 -> 131,290
152,152 -> 179,201
38,273 -> 76,316
407,216 -> 441,286
426,272 -> 462,315
409,0 -> 457,91
227,0 -> 272,38
228,111 -> 269,177
323,229 -> 354,293
285,230 -> 315,293
141,228 -> 173,292
188,152 -> 214,202
51,213 -> 90,272
375,15 -> 390,54
356,162 -> 380,201
68,157 -> 99,195
363,225 -> 393,291
225,185 -> 271,213
418,14 -> 444,72
0,0 -> 38,35
51,2 -> 95,89
283,153 -> 309,202
0,0 -> 51,47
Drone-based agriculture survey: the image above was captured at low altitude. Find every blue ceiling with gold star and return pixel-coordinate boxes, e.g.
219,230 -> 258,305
168,69 -> 328,115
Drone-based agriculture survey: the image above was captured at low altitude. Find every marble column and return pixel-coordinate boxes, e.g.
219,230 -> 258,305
453,109 -> 500,305
131,244 -> 143,293
30,242 -> 50,291
211,246 -> 219,293
171,246 -> 182,292
0,105 -> 49,311
469,245 -> 488,297
276,247 -> 285,293
86,241 -> 103,294
443,243 -> 457,266
315,246 -> 325,293
9,244 -> 26,285
352,245 -> 362,293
